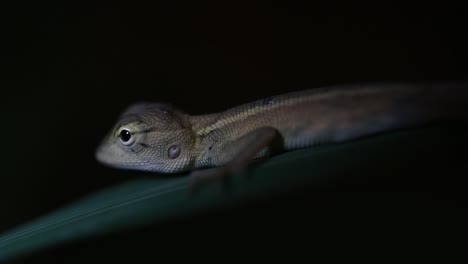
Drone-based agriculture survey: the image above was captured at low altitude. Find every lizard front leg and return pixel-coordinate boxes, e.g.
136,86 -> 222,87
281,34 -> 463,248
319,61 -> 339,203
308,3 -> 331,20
189,127 -> 282,194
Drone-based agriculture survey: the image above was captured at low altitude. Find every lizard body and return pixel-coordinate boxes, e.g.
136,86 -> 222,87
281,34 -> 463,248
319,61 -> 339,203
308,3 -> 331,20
95,82 -> 468,184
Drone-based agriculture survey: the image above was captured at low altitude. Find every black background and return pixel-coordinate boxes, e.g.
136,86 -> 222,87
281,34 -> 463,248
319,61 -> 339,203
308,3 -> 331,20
1,1 -> 468,262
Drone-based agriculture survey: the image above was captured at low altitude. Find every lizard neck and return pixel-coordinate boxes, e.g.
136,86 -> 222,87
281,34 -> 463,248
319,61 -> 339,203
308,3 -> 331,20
188,113 -> 222,168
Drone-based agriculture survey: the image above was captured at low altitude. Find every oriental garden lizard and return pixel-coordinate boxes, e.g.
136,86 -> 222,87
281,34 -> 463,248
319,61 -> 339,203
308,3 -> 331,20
95,82 -> 468,192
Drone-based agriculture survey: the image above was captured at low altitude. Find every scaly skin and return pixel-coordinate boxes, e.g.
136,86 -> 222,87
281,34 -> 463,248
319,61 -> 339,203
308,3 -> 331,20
95,82 -> 468,179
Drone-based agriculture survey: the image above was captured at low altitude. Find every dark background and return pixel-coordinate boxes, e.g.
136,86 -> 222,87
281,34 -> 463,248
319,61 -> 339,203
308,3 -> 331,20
1,1 -> 468,261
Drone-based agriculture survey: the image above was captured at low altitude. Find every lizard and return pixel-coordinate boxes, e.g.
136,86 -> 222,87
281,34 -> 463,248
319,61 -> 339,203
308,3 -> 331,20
95,82 -> 468,192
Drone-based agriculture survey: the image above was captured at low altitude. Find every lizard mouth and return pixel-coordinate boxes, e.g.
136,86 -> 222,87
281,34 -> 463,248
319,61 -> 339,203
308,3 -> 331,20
96,155 -> 156,170
94,146 -> 166,171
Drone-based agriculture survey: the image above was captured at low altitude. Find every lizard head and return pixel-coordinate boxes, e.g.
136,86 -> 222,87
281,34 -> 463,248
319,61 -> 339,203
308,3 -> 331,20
95,102 -> 196,174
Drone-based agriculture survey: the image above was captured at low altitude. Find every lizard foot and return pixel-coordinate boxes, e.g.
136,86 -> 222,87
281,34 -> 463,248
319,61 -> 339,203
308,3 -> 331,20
188,166 -> 238,195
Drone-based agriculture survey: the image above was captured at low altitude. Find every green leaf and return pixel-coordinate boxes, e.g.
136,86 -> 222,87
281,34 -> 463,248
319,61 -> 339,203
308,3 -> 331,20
0,124 -> 466,262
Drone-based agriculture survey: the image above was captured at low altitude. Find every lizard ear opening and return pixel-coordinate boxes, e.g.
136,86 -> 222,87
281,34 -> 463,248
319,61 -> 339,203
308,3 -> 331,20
168,145 -> 181,159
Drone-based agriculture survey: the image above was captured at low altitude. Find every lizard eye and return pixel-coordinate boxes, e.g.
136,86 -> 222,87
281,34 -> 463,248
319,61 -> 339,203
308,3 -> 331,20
118,128 -> 135,146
